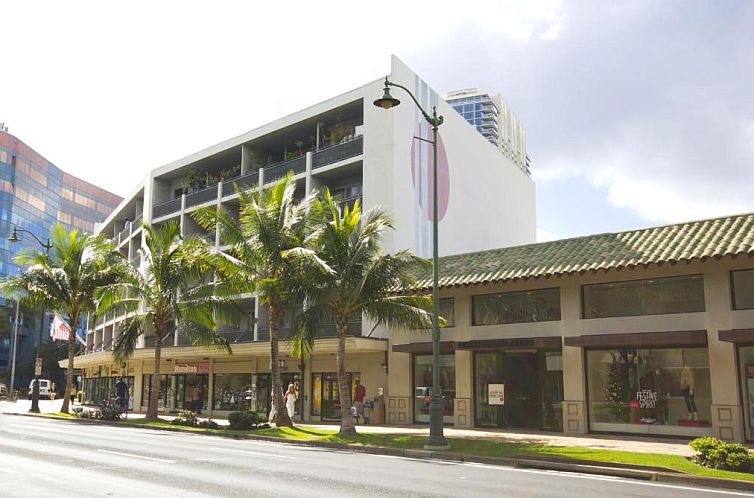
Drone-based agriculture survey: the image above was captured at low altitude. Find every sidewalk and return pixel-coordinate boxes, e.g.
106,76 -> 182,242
0,399 -> 693,457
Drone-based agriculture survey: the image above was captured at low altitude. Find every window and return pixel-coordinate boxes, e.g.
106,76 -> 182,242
732,269 -> 754,310
582,275 -> 705,319
472,288 -> 560,325
586,347 -> 711,437
213,374 -> 253,410
439,298 -> 454,327
413,354 -> 455,423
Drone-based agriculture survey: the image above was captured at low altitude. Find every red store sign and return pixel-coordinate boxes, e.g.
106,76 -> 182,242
174,362 -> 209,375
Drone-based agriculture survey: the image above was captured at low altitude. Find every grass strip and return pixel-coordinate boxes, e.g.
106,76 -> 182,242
38,414 -> 754,482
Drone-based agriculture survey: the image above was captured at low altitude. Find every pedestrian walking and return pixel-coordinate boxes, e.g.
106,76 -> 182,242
353,379 -> 366,423
284,383 -> 297,422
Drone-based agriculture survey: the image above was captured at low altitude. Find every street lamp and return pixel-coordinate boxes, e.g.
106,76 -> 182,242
8,226 -> 52,413
374,77 -> 448,449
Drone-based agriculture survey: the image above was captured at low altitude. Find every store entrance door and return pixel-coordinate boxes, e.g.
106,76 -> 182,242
504,353 -> 540,429
474,350 -> 563,430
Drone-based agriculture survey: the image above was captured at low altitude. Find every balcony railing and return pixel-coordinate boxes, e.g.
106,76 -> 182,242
153,198 -> 182,218
133,213 -> 143,228
185,185 -> 218,208
118,226 -> 130,242
257,320 -> 360,341
313,136 -> 363,169
264,156 -> 306,184
223,170 -> 259,196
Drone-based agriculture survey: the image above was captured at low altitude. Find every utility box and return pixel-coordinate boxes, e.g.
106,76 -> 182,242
370,395 -> 385,425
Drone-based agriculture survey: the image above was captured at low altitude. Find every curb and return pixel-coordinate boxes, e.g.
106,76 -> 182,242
5,411 -> 754,492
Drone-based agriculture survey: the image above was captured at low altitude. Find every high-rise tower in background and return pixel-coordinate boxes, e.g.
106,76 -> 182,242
445,88 -> 530,175
0,128 -> 122,384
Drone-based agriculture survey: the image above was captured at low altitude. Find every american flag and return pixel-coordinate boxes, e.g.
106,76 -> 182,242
50,314 -> 71,342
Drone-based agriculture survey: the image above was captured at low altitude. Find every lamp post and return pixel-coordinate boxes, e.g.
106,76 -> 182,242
374,77 -> 448,449
8,226 -> 52,413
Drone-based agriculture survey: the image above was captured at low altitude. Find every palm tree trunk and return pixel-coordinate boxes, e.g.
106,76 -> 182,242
60,312 -> 79,414
269,303 -> 292,427
336,315 -> 355,436
147,332 -> 162,421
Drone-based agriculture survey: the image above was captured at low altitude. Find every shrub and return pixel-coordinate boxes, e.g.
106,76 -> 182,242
171,409 -> 199,427
690,437 -> 754,472
228,411 -> 266,430
72,407 -> 84,417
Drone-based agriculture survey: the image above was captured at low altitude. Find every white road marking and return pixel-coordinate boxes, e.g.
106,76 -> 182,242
209,447 -> 295,460
97,449 -> 175,463
0,467 -> 19,474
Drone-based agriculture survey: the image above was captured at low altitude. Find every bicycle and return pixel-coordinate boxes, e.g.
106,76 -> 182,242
98,397 -> 128,421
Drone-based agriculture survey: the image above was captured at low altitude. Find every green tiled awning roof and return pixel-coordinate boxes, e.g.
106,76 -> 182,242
413,212 -> 754,290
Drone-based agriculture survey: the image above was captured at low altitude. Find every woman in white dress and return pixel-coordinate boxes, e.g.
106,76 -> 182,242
284,383 -> 297,422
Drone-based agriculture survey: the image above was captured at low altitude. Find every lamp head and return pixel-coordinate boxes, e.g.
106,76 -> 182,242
373,79 -> 400,110
7,227 -> 19,243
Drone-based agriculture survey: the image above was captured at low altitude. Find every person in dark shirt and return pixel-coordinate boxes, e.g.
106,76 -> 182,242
114,378 -> 129,412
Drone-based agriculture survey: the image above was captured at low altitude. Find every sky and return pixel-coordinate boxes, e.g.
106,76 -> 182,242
2,1 -> 753,242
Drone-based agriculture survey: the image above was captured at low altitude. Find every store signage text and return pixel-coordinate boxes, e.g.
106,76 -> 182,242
174,362 -> 209,374
488,384 -> 505,405
636,390 -> 657,409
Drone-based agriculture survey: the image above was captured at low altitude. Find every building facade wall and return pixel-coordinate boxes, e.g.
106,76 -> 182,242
0,131 -> 121,381
387,255 -> 754,442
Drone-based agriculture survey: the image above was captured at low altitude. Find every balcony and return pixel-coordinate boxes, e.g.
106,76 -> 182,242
223,170 -> 259,196
257,320 -> 360,341
263,155 -> 306,184
185,185 -> 218,208
153,198 -> 182,219
313,136 -> 363,169
118,226 -> 130,242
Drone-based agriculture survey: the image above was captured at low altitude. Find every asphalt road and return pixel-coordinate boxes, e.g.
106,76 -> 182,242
0,414 -> 751,498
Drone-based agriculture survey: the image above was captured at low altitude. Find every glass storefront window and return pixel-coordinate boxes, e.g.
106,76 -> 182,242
142,374 -> 208,412
582,275 -> 705,318
473,351 -> 563,431
413,355 -> 455,423
214,374 -> 253,411
313,372 -> 359,421
732,269 -> 754,310
737,346 -> 754,440
472,288 -> 561,325
83,376 -> 134,409
586,347 -> 712,436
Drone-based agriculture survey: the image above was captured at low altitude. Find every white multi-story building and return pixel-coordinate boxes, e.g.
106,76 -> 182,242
446,88 -> 529,174
71,56 -> 536,420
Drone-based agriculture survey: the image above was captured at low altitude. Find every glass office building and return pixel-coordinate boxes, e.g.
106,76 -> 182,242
0,130 -> 122,383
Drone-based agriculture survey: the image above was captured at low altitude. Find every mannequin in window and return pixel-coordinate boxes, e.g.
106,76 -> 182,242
681,365 -> 697,420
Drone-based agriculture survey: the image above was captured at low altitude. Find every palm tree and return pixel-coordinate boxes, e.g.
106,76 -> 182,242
290,190 -> 433,436
193,173 -> 315,427
0,224 -> 126,414
101,221 -> 238,421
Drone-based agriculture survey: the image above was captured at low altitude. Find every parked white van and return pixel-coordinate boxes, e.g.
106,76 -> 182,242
28,379 -> 51,400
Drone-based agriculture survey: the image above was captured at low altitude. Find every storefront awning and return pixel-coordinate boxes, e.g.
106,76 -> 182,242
391,341 -> 458,354
718,329 -> 754,344
563,330 -> 708,348
456,337 -> 562,350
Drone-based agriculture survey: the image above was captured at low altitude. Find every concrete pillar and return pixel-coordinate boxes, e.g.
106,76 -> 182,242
561,280 -> 588,434
208,359 -> 215,417
386,347 -> 411,424
454,349 -> 473,428
706,269 -> 743,441
258,167 -> 265,187
305,151 -> 313,194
